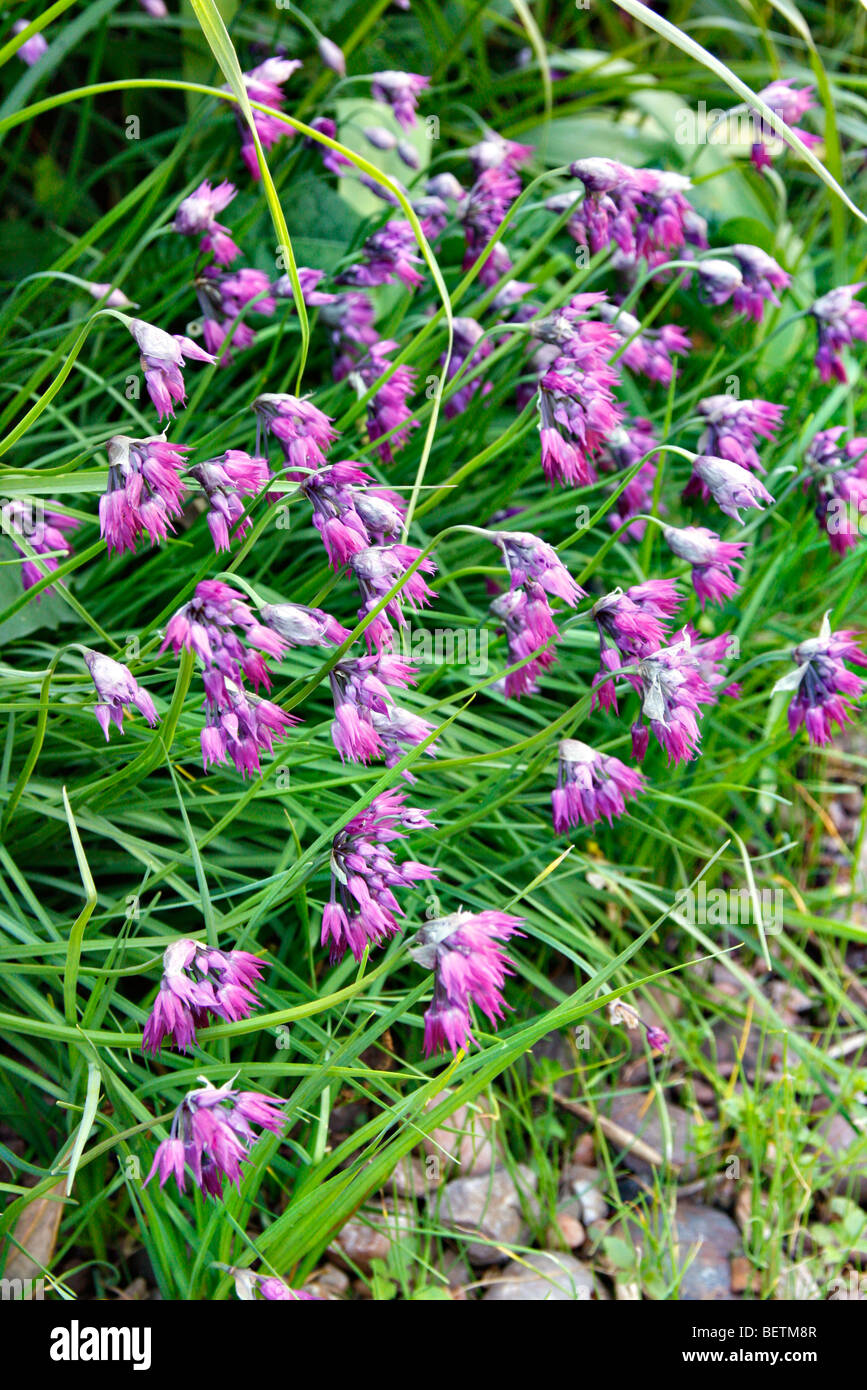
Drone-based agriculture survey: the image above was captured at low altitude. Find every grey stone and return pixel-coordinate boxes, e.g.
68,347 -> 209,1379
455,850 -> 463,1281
484,1251 -> 598,1301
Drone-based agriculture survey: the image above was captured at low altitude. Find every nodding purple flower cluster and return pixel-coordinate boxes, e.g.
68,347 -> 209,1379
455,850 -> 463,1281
160,580 -> 296,777
146,1078 -> 284,1197
253,393 -> 338,476
187,451 -> 270,552
803,428 -> 867,554
84,649 -> 158,740
774,619 -> 867,746
631,629 -> 731,765
328,651 -> 435,772
174,180 -> 241,265
371,70 -> 429,128
597,303 -> 691,386
100,434 -> 189,554
410,910 -> 523,1056
591,581 -> 680,711
692,396 -> 784,477
598,418 -> 660,540
127,317 -> 215,420
810,284 -> 867,384
689,454 -> 774,523
196,266 -> 276,359
9,502 -> 78,595
663,524 -> 745,608
535,298 -> 624,486
231,1269 -> 322,1301
749,80 -> 818,170
237,57 -> 301,177
487,529 -> 584,698
552,739 -> 645,832
142,939 -> 265,1053
322,791 -> 436,962
442,318 -> 493,417
339,221 -> 424,290
561,160 -> 707,268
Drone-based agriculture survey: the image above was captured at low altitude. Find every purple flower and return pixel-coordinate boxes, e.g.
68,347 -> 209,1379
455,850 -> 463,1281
127,318 -> 215,419
726,245 -> 790,322
196,267 -> 276,360
803,427 -> 867,554
590,581 -> 680,710
273,266 -> 337,307
7,502 -> 78,595
811,284 -> 867,384
237,57 -> 301,177
328,651 -> 434,771
691,454 -> 774,523
12,18 -> 47,65
490,581 -> 562,698
645,1025 -> 670,1052
773,617 -> 867,746
693,395 -> 784,475
174,180 -> 240,265
663,524 -> 745,608
100,434 -> 189,554
564,162 -> 704,266
493,530 -> 584,604
350,543 -> 438,650
339,221 -> 424,290
187,451 -> 270,551
142,938 -> 265,1053
599,304 -> 691,385
161,580 -> 295,776
322,791 -> 436,963
370,71 -> 429,129
260,601 -> 349,648
551,738 -> 645,833
695,258 -> 744,306
750,81 -> 817,168
598,419 -> 660,540
466,129 -> 534,176
231,1269 -> 322,1301
536,313 -> 624,486
253,393 -> 338,474
300,461 -> 404,568
410,910 -> 523,1056
460,166 -> 521,285
145,1078 -> 284,1197
347,340 -> 418,464
631,628 -> 730,765
83,649 -> 158,741
441,318 -> 493,417
82,281 -> 134,309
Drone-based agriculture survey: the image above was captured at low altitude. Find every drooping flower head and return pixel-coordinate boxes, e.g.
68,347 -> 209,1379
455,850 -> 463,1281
370,70 -> 429,129
142,938 -> 265,1054
773,615 -> 867,746
551,739 -> 645,834
6,501 -> 78,596
237,57 -> 301,177
253,393 -> 338,477
662,524 -> 745,608
536,313 -> 624,487
260,601 -> 349,649
631,627 -> 731,765
726,244 -> 790,322
599,303 -> 691,386
690,454 -> 774,523
693,395 -> 784,475
127,317 -> 216,419
490,582 -> 561,699
100,434 -> 189,554
493,530 -> 584,604
441,317 -> 493,417
328,651 -> 435,773
350,543 -> 438,650
338,221 -> 425,290
802,427 -> 867,554
590,581 -> 680,710
145,1078 -> 284,1197
410,910 -> 523,1056
230,1269 -> 322,1301
750,81 -> 818,168
196,266 -> 276,360
83,649 -> 158,741
188,451 -> 270,551
810,284 -> 867,384
322,791 -> 436,963
174,180 -> 240,265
